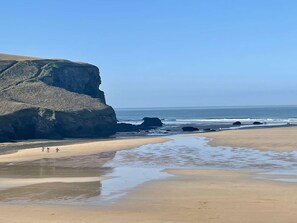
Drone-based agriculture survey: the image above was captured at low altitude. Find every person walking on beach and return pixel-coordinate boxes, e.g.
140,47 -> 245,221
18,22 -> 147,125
56,148 -> 60,153
41,147 -> 45,152
47,147 -> 50,153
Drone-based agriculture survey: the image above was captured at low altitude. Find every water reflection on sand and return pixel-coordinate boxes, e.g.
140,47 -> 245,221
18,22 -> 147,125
1,136 -> 297,205
0,152 -> 115,204
0,181 -> 102,204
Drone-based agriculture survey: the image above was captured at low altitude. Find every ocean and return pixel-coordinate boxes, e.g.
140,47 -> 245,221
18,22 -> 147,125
115,106 -> 297,134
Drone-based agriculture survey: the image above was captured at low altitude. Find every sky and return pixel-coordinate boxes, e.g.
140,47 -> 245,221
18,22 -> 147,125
1,0 -> 297,108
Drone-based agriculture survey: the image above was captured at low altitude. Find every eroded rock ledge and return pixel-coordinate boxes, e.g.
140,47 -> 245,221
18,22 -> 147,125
0,57 -> 117,141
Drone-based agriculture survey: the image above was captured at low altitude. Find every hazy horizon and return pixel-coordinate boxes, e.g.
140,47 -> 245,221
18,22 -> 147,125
2,0 -> 297,108
114,104 -> 297,110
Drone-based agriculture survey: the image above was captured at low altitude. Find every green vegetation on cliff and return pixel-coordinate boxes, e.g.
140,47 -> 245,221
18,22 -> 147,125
0,54 -> 117,141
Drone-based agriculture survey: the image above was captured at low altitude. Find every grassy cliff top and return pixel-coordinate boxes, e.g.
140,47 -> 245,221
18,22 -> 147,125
0,54 -> 110,115
0,53 -> 42,61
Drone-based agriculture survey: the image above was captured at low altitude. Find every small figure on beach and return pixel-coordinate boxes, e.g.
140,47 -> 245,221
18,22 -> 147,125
56,148 -> 60,153
41,147 -> 45,152
47,147 -> 50,153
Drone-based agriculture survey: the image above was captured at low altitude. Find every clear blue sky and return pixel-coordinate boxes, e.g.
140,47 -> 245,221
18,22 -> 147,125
1,0 -> 297,108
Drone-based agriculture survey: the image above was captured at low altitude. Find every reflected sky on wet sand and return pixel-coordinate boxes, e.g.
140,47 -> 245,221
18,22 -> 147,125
1,136 -> 297,205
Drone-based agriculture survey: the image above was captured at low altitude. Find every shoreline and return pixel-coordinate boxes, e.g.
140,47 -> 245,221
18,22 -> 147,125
0,126 -> 297,222
0,136 -> 169,163
1,123 -> 295,156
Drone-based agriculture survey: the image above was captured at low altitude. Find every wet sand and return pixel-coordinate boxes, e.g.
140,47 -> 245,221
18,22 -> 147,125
1,169 -> 297,223
202,126 -> 297,151
0,127 -> 297,222
0,176 -> 105,190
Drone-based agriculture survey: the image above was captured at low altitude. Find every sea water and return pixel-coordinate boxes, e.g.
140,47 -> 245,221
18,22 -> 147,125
115,105 -> 297,127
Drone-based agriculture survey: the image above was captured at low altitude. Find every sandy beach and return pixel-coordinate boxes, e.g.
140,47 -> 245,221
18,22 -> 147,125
0,127 -> 297,222
1,169 -> 297,223
202,126 -> 297,151
0,137 -> 168,163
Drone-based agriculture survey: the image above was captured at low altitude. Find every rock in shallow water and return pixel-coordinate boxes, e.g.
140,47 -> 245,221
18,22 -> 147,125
116,117 -> 164,133
253,121 -> 263,125
140,117 -> 163,128
182,126 -> 199,132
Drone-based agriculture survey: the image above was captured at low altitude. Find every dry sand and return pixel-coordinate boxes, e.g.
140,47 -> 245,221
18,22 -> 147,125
0,137 -> 168,163
201,126 -> 297,151
1,127 -> 297,222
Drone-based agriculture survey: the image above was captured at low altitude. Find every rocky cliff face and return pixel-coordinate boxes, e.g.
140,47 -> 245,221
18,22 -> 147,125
0,55 -> 117,141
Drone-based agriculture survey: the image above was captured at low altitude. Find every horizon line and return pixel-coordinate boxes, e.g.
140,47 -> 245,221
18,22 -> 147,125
114,104 -> 297,110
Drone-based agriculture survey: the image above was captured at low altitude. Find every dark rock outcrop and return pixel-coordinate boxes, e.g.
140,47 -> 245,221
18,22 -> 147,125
182,126 -> 199,132
0,55 -> 117,141
116,123 -> 139,132
253,121 -> 263,125
232,121 -> 242,126
140,117 -> 163,128
116,117 -> 164,133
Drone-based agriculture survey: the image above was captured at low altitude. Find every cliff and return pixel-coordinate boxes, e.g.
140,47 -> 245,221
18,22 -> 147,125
0,54 -> 117,141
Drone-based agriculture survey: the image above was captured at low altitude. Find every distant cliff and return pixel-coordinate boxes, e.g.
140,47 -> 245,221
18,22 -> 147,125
0,54 -> 117,141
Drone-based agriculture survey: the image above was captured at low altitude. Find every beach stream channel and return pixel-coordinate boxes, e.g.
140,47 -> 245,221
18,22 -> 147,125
0,135 -> 297,205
